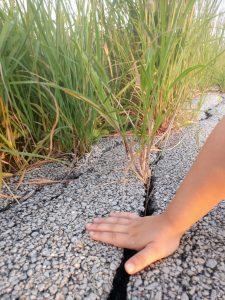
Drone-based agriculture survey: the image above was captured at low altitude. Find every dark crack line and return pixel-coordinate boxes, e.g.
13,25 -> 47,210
107,153 -> 161,300
0,139 -> 123,214
0,163 -> 94,214
205,110 -> 213,120
101,140 -> 123,155
200,98 -> 225,121
107,248 -> 137,300
200,109 -> 213,121
0,187 -> 42,213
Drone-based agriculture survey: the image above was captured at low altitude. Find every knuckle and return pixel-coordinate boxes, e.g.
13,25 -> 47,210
150,243 -> 163,257
131,255 -> 142,266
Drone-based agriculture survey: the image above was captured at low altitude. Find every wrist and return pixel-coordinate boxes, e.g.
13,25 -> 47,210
161,210 -> 187,238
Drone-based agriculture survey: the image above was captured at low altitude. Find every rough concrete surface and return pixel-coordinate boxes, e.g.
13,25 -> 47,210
0,140 -> 144,300
0,93 -> 225,300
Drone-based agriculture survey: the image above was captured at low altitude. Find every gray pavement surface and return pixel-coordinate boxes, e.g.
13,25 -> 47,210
0,140 -> 144,300
0,93 -> 225,300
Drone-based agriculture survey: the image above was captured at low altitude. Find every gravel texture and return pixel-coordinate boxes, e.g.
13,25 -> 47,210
0,140 -> 144,300
128,94 -> 225,300
0,93 -> 225,300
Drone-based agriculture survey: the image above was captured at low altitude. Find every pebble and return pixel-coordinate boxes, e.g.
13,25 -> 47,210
109,262 -> 117,271
162,267 -> 170,274
37,283 -> 47,292
195,257 -> 205,265
134,279 -> 142,287
189,287 -> 196,295
8,222 -> 15,228
155,291 -> 162,300
55,293 -> 65,300
49,285 -> 58,295
147,282 -> 159,290
181,292 -> 189,300
206,259 -> 217,269
210,289 -> 217,300
88,293 -> 98,300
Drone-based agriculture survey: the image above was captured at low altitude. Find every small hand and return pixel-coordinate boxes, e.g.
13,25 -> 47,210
86,212 -> 182,274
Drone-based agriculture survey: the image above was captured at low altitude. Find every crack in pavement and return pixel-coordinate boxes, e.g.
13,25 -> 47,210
107,154 -> 161,300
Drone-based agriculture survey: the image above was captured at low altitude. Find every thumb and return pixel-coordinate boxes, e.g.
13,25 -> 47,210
125,244 -> 161,275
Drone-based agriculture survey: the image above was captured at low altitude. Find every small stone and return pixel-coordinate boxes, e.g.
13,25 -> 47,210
203,290 -> 209,296
31,231 -> 39,237
23,264 -> 29,272
8,222 -> 15,228
44,271 -> 50,278
168,291 -> 176,298
185,245 -> 191,251
38,283 -> 47,292
49,285 -> 58,295
88,293 -> 98,300
189,287 -> 196,296
206,259 -> 217,269
181,279 -> 189,286
148,282 -> 159,290
74,263 -> 80,269
109,262 -> 117,271
9,276 -> 19,285
31,256 -> 37,263
162,266 -> 170,274
56,293 -> 65,300
181,292 -> 189,300
176,266 -> 183,273
155,291 -> 162,300
210,290 -> 217,300
42,292 -> 51,298
60,277 -> 68,288
196,257 -> 205,264
134,278 -> 142,287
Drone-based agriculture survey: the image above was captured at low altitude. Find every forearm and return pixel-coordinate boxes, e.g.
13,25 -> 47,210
164,117 -> 225,235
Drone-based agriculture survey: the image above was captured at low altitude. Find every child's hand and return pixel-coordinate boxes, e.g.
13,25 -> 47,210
86,212 -> 182,274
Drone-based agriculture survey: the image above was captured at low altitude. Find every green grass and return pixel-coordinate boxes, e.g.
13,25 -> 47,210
0,0 -> 225,184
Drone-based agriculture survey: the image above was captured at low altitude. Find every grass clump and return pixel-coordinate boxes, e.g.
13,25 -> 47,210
0,0 -> 225,184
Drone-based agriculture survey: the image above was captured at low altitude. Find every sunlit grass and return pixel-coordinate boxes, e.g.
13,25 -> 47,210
0,0 -> 224,185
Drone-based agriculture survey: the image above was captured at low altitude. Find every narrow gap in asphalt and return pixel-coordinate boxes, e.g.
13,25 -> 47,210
204,110 -> 213,119
107,154 -> 160,300
0,169 -> 84,213
0,187 -> 42,213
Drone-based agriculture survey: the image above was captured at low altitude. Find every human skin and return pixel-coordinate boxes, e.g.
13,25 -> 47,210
86,116 -> 225,275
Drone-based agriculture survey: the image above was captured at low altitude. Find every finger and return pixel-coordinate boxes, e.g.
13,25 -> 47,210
88,231 -> 133,248
125,244 -> 161,275
93,217 -> 131,225
86,222 -> 128,233
109,212 -> 139,219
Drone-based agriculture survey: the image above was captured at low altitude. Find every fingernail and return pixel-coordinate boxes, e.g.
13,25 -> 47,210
89,231 -> 95,237
125,262 -> 135,274
86,224 -> 92,229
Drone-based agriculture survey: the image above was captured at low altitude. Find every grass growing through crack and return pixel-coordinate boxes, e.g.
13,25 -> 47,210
0,0 -> 225,186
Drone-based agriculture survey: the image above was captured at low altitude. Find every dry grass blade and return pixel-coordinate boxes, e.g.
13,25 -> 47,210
22,178 -> 71,185
0,193 -> 20,200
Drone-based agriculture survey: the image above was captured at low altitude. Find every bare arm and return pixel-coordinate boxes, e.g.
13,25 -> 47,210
164,116 -> 225,235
